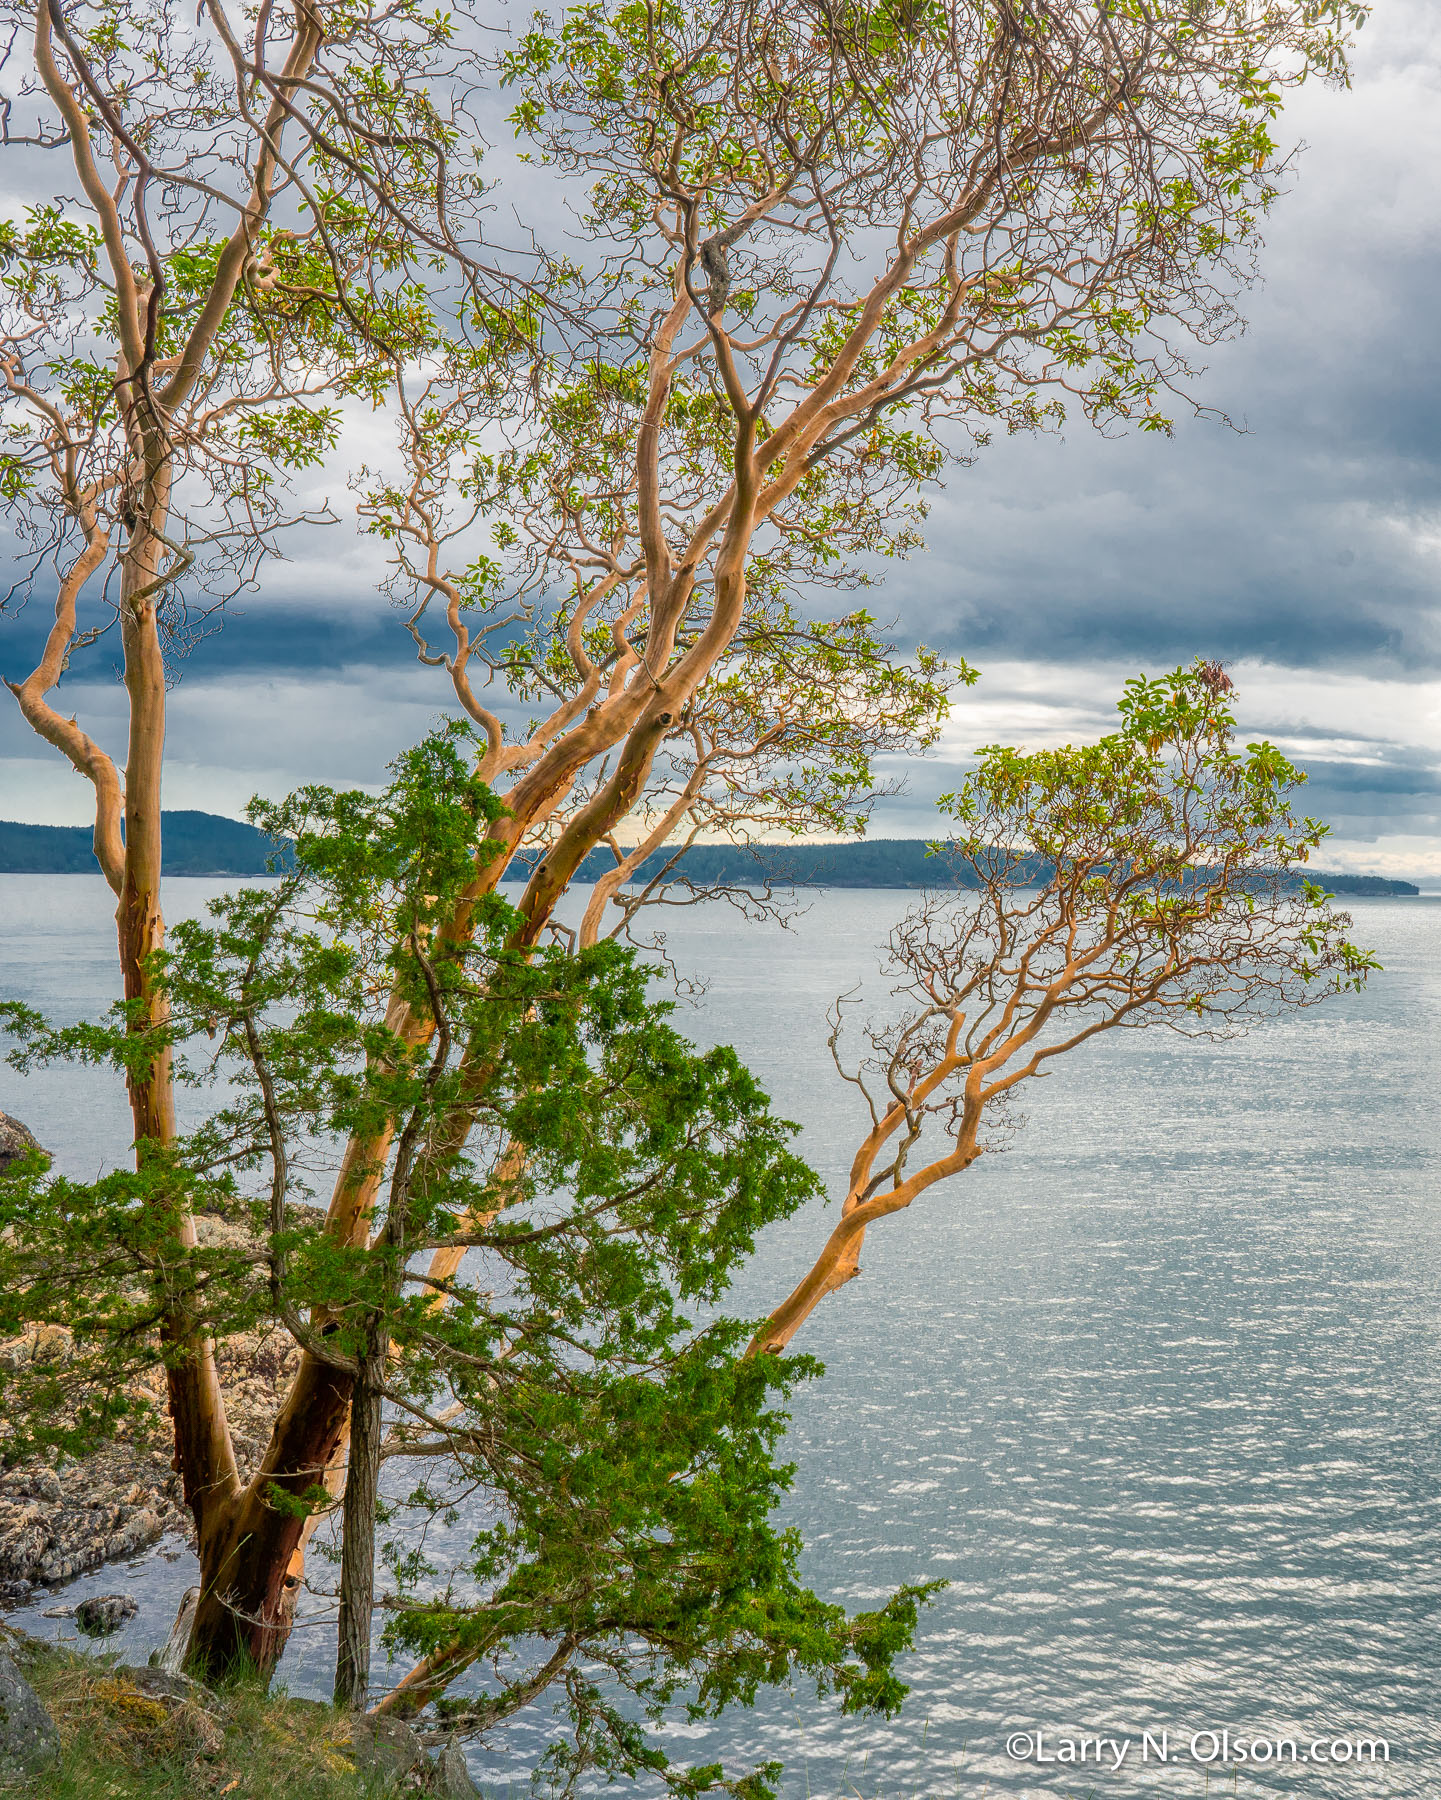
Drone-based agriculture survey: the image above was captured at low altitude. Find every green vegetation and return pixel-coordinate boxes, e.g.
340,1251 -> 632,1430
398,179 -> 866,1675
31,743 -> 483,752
1,728 -> 938,1794
6,1635 -> 387,1800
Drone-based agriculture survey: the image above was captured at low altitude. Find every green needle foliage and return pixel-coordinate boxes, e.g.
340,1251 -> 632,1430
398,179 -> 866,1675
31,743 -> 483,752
0,723 -> 940,1797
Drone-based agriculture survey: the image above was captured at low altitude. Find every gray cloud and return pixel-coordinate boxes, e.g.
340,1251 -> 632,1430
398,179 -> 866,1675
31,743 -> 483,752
889,15 -> 1441,681
3,3 -> 1440,876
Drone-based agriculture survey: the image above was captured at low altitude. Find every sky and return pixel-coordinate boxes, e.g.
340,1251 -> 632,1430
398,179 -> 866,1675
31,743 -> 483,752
3,0 -> 1440,878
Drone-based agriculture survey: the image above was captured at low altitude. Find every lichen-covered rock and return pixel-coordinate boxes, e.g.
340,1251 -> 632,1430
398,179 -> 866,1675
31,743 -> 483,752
112,1662 -> 213,1708
103,1662 -> 225,1758
1,1471 -> 60,1508
0,1646 -> 60,1777
82,1666 -> 226,1765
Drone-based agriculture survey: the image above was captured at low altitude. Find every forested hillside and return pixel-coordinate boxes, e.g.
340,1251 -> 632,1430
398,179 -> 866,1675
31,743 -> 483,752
0,817 -> 1419,893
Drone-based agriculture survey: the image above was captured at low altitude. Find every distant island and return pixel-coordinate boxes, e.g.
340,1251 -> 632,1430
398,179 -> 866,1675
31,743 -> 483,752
523,840 -> 1422,896
0,811 -> 296,877
0,813 -> 1421,894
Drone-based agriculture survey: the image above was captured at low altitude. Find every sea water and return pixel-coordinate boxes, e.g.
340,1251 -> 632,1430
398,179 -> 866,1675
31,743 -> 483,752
3,877 -> 1438,1796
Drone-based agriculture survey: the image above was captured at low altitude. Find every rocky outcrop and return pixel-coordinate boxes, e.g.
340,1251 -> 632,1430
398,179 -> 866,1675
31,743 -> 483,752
0,1111 -> 42,1175
0,1460 -> 168,1596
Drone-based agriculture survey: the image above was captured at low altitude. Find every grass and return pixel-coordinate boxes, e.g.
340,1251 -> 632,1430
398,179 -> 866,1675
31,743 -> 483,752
5,1634 -> 397,1799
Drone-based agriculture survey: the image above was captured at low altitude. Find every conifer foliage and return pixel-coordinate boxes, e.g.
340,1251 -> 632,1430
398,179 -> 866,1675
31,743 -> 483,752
0,726 -> 938,1794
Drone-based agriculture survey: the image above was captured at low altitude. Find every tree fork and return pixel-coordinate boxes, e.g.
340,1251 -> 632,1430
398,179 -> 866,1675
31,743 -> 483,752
182,864 -> 515,1675
183,1136 -> 392,1675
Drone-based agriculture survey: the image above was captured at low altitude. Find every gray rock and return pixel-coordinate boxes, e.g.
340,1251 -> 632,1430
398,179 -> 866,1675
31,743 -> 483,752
0,1113 -> 43,1176
93,1663 -> 224,1761
0,1502 -> 52,1589
73,1592 -> 138,1636
431,1740 -> 481,1797
344,1713 -> 424,1786
0,1647 -> 59,1777
1,1472 -> 60,1507
4,1502 -> 164,1588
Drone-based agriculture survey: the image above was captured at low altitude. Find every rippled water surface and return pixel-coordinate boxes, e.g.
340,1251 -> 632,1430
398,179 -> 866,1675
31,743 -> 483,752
3,877 -> 1439,1797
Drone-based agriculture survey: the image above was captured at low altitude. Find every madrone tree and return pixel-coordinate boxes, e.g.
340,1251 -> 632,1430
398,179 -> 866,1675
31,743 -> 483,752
295,0 -> 1361,1683
0,0 -> 533,1584
1,0 -> 1364,1696
756,664 -> 1380,1353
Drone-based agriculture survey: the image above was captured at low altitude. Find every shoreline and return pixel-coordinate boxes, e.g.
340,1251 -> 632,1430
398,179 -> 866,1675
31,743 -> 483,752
0,1304 -> 303,1613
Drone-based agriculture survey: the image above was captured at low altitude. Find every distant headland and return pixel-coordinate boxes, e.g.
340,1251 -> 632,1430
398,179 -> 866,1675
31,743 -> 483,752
0,811 -> 292,877
0,813 -> 1420,894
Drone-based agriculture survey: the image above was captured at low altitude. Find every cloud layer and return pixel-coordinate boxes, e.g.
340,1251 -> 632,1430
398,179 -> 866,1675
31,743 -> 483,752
3,1 -> 1439,876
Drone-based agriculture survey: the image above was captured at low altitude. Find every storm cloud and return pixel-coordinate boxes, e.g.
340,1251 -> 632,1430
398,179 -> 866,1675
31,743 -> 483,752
3,0 -> 1439,876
